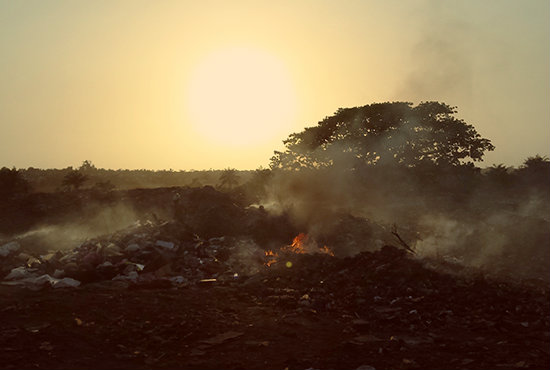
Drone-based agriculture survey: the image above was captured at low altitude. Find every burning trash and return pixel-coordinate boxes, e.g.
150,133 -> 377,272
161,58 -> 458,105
263,233 -> 336,267
283,232 -> 308,254
264,250 -> 278,267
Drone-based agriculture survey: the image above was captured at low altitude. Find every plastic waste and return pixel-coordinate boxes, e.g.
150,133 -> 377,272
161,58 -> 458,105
112,271 -> 139,282
155,240 -> 175,250
124,243 -> 141,253
5,266 -> 39,280
54,277 -> 81,288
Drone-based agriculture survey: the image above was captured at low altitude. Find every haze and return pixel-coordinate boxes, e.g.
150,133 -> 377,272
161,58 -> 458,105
1,0 -> 548,170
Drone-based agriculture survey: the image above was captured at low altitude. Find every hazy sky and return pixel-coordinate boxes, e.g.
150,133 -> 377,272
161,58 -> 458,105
1,0 -> 548,170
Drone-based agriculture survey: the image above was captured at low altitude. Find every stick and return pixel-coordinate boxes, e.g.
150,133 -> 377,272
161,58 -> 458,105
391,224 -> 416,255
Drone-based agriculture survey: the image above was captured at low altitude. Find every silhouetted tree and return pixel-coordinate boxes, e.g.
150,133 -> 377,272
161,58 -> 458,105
0,167 -> 30,198
520,155 -> 550,172
484,164 -> 512,188
79,160 -> 96,172
62,170 -> 88,191
270,101 -> 494,170
517,155 -> 550,187
218,168 -> 240,190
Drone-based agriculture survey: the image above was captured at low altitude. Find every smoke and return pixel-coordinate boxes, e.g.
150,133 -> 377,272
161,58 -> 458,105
259,146 -> 550,280
414,202 -> 550,281
395,4 -> 474,104
4,202 -> 140,255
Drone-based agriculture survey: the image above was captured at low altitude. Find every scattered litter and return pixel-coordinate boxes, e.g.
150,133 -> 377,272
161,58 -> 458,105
199,331 -> 244,345
5,266 -> 38,280
54,277 -> 81,288
155,240 -> 175,250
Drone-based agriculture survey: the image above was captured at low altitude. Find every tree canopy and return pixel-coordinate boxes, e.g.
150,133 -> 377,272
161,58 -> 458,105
270,101 -> 494,170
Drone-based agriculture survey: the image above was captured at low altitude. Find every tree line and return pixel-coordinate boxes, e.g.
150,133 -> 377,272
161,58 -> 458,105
1,101 -> 548,200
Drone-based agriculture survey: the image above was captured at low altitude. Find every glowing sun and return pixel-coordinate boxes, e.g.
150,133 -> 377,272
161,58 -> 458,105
185,46 -> 297,147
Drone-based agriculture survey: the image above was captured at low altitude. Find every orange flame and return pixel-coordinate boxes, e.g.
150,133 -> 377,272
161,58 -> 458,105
264,250 -> 278,267
284,232 -> 307,254
264,233 -> 335,267
319,245 -> 335,256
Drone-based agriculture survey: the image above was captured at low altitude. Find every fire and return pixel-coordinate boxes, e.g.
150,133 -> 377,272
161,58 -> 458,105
264,250 -> 278,267
264,233 -> 335,267
284,232 -> 307,254
319,245 -> 335,256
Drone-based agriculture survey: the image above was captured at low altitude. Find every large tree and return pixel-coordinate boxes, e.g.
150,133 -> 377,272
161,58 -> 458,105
270,102 -> 494,170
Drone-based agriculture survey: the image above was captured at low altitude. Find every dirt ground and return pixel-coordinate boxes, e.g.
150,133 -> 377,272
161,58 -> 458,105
1,248 -> 548,370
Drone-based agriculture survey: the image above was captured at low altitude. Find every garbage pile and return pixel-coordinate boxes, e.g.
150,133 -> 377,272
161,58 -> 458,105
0,218 -> 274,290
0,186 -> 403,289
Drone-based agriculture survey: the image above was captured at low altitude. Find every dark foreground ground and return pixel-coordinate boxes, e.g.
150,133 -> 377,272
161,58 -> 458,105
0,247 -> 548,370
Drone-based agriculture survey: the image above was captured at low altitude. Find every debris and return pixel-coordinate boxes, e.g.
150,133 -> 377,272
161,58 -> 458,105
200,331 -> 244,345
24,323 -> 51,333
169,276 -> 187,285
97,261 -> 113,268
112,271 -> 139,282
39,341 -> 54,351
391,224 -> 415,254
349,335 -> 384,345
198,278 -> 217,284
155,240 -> 176,250
53,277 -> 81,288
124,244 -> 140,253
5,266 -> 39,280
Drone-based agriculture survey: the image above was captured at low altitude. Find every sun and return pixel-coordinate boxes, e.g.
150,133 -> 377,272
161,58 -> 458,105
185,46 -> 297,147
